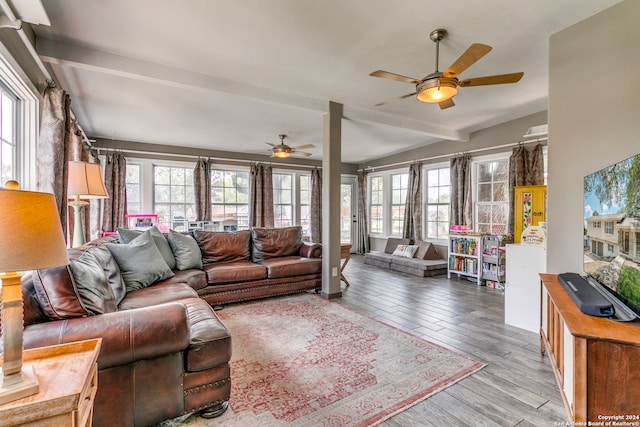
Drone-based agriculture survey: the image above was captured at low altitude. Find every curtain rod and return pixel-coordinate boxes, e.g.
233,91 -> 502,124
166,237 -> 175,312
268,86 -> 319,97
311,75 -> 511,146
95,147 -> 322,170
359,137 -> 547,172
0,1 -> 92,147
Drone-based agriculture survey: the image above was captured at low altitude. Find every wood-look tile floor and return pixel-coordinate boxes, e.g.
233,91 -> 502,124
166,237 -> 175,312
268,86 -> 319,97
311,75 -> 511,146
334,254 -> 566,427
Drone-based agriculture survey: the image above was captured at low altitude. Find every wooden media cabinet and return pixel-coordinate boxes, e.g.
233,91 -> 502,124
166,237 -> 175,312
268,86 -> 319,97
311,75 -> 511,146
540,274 -> 640,423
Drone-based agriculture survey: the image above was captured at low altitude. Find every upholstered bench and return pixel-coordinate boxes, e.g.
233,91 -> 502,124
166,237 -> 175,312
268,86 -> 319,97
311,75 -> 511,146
364,238 -> 447,277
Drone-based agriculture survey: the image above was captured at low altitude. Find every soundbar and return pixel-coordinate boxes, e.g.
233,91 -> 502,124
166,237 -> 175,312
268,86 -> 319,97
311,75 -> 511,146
558,273 -> 615,317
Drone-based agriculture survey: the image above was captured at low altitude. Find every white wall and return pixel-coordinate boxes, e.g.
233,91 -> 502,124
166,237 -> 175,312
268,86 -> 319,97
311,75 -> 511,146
547,0 -> 640,273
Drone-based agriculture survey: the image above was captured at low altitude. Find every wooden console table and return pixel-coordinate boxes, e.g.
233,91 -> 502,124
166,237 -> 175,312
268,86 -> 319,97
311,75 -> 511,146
0,339 -> 101,427
340,244 -> 352,286
540,274 -> 640,423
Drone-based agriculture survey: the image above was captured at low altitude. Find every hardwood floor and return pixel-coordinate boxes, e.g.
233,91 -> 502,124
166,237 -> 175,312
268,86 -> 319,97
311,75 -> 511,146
335,254 -> 566,427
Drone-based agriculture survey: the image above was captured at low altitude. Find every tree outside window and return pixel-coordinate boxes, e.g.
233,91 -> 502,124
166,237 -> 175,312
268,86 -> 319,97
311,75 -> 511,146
211,169 -> 249,229
154,166 -> 195,230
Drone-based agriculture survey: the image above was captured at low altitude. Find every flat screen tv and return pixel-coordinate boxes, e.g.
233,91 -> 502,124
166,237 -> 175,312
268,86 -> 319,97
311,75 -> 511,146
583,152 -> 640,321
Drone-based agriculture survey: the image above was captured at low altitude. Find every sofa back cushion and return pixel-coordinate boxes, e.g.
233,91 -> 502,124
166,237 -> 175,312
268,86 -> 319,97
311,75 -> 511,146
384,238 -> 412,254
193,230 -> 251,264
251,226 -> 303,262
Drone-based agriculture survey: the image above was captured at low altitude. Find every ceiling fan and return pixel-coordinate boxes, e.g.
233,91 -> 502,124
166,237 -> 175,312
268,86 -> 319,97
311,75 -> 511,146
265,134 -> 314,158
370,29 -> 524,110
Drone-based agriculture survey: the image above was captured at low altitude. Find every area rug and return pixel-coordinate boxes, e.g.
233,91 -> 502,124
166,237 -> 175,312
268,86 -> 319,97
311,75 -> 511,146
164,293 -> 485,426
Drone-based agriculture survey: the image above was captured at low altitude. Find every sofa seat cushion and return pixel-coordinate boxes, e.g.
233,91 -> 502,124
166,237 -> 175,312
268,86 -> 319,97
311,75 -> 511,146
118,282 -> 198,311
204,261 -> 268,284
259,256 -> 322,279
182,298 -> 232,371
390,256 -> 447,271
157,269 -> 208,291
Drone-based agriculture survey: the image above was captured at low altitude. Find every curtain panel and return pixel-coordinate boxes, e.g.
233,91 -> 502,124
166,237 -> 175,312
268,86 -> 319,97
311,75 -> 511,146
508,143 -> 544,235
194,159 -> 212,221
403,162 -> 422,242
450,154 -> 473,228
101,152 -> 128,232
310,168 -> 322,243
249,163 -> 274,228
37,86 -> 71,237
356,171 -> 369,254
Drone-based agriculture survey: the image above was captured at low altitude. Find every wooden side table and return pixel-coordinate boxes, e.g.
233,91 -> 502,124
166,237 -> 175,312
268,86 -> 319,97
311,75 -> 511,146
0,339 -> 101,427
340,244 -> 352,286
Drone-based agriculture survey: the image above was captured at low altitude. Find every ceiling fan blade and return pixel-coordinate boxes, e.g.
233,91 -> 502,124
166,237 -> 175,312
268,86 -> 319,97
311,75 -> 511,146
296,151 -> 313,157
292,144 -> 314,150
458,72 -> 524,87
265,142 -> 276,147
374,92 -> 417,107
370,70 -> 421,85
438,98 -> 455,110
443,43 -> 492,78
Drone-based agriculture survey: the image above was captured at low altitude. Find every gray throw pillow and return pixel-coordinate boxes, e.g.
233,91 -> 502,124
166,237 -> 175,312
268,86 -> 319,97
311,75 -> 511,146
105,231 -> 174,291
168,229 -> 203,270
117,226 -> 176,269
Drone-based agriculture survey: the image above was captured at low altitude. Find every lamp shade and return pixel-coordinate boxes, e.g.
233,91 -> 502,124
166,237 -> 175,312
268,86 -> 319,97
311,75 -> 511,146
416,78 -> 458,103
67,161 -> 108,199
0,188 -> 69,272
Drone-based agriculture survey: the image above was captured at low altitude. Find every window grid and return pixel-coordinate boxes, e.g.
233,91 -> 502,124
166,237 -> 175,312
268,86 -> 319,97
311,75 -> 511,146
299,174 -> 311,239
369,176 -> 383,234
605,221 -> 614,235
210,169 -> 250,230
390,173 -> 408,235
0,86 -> 17,184
425,167 -> 451,239
273,172 -> 293,227
125,163 -> 141,215
475,159 -> 509,235
153,165 -> 195,230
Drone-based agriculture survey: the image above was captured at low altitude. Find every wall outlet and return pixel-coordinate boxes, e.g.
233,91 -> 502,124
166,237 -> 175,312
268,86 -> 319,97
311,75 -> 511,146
332,267 -> 338,277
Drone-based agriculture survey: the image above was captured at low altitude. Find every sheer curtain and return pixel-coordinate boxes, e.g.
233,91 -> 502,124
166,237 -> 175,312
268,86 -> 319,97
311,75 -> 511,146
403,162 -> 422,242
310,168 -> 322,243
508,143 -> 544,235
102,152 -> 128,232
37,85 -> 71,237
194,158 -> 212,221
450,154 -> 473,228
356,171 -> 369,253
249,163 -> 274,228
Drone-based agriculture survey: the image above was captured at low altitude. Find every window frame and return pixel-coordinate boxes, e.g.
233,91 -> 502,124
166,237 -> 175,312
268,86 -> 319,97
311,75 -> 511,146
368,174 -> 384,235
152,162 -> 196,229
473,153 -> 510,235
423,162 -> 451,243
210,167 -> 250,230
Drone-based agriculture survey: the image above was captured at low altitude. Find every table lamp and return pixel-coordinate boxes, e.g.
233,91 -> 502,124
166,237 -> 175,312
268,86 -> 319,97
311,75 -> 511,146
67,161 -> 109,247
0,181 -> 70,405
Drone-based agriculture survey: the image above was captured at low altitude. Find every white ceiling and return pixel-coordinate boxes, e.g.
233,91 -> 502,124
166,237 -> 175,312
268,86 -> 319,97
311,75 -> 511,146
24,0 -> 620,163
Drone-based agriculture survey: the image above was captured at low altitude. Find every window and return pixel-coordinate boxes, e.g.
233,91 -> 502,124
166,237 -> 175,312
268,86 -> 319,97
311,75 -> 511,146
299,174 -> 311,238
0,84 -> 17,184
425,167 -> 450,239
273,172 -> 293,227
369,176 -> 383,234
125,163 -> 141,214
390,172 -> 408,235
210,168 -> 249,230
475,158 -> 509,234
153,165 -> 195,230
605,221 -> 613,235
593,221 -> 601,229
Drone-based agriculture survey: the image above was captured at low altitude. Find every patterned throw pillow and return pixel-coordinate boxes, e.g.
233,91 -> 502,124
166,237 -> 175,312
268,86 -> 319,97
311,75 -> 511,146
392,244 -> 419,258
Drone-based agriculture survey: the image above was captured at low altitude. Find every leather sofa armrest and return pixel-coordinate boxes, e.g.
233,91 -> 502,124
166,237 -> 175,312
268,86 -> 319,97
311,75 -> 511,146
300,242 -> 322,258
23,302 -> 191,370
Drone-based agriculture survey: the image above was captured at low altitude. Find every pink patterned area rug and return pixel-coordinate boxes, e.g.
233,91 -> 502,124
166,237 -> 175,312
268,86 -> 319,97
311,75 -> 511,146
165,293 -> 485,426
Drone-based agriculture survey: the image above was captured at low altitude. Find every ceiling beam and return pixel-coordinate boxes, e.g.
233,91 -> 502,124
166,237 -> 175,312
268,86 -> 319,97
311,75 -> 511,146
37,38 -> 466,142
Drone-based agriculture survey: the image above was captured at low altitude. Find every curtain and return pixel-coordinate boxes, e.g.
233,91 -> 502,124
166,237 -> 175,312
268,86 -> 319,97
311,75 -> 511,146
249,163 -> 274,228
450,154 -> 473,228
194,158 -> 212,221
356,170 -> 369,254
102,152 -> 128,232
37,86 -> 71,237
310,168 -> 322,243
403,162 -> 422,242
508,143 -> 544,235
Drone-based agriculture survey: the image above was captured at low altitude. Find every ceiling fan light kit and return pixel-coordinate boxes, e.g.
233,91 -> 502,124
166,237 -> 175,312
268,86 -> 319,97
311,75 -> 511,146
370,28 -> 524,109
266,134 -> 314,159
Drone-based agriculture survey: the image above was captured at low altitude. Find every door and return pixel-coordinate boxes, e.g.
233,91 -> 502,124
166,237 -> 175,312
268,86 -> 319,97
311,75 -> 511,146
341,177 -> 356,248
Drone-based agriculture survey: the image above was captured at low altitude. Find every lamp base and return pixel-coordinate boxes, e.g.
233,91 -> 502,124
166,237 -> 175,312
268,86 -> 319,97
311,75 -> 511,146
0,365 -> 39,405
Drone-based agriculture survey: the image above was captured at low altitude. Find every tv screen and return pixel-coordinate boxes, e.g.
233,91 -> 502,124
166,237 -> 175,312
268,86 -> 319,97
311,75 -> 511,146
583,152 -> 640,318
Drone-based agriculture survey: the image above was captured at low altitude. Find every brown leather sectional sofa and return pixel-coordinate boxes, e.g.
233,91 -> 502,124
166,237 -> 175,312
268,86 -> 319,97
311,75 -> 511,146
18,226 -> 321,426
